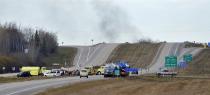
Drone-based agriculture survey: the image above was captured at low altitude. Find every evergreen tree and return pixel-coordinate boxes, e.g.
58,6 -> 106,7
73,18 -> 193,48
35,30 -> 40,48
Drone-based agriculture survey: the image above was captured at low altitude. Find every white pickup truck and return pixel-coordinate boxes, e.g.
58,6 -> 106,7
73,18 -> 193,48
156,69 -> 177,77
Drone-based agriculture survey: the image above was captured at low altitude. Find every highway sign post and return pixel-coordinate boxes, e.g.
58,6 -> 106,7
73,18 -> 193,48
183,54 -> 193,63
208,42 -> 210,47
178,61 -> 188,69
165,56 -> 177,68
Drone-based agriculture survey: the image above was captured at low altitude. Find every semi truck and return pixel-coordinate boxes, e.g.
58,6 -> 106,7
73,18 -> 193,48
116,61 -> 139,76
20,66 -> 47,76
104,61 -> 139,77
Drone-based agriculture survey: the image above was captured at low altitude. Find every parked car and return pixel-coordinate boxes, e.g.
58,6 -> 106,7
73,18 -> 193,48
17,71 -> 31,77
42,70 -> 51,76
104,65 -> 115,77
52,69 -> 65,76
84,66 -> 95,75
80,69 -> 88,78
44,70 -> 61,77
96,66 -> 105,75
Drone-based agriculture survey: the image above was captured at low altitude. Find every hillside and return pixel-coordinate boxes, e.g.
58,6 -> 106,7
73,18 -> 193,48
107,42 -> 161,68
72,43 -> 119,67
180,49 -> 210,76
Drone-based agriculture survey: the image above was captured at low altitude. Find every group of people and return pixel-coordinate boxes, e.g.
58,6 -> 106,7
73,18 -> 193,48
68,69 -> 80,76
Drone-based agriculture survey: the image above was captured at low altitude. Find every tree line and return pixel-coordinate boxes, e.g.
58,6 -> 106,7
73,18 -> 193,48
0,23 -> 58,66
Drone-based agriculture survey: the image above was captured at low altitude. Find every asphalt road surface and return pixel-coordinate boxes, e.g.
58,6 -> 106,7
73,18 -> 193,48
0,42 -> 203,95
0,75 -> 103,95
73,43 -> 119,68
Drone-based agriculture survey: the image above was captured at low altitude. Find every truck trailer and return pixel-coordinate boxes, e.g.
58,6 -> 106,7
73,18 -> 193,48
20,66 -> 47,76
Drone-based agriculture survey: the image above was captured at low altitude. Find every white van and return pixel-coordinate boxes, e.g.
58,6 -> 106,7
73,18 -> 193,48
44,70 -> 61,77
80,69 -> 88,78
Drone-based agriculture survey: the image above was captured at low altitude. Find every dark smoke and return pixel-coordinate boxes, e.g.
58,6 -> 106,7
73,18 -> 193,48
92,1 -> 142,42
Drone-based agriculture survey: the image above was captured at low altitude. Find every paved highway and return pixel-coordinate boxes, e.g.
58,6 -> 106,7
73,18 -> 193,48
0,75 -> 103,95
0,42 -> 203,95
0,43 -> 118,95
73,43 -> 119,68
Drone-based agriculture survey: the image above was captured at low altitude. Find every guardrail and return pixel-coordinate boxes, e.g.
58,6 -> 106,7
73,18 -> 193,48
0,66 -> 20,74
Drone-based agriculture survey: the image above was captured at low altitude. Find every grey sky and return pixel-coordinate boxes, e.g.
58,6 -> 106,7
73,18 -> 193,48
0,0 -> 209,45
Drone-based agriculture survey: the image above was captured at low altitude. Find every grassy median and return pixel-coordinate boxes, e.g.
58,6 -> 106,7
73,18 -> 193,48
37,76 -> 210,95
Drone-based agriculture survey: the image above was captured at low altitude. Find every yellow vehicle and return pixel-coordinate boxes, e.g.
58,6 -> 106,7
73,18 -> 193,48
96,66 -> 105,75
84,66 -> 95,75
20,66 -> 47,76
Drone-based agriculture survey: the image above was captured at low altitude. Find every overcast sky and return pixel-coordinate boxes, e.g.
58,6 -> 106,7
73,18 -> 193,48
0,0 -> 209,45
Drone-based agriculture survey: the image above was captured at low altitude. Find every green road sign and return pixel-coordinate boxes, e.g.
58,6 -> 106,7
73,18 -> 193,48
183,54 -> 193,63
165,56 -> 177,67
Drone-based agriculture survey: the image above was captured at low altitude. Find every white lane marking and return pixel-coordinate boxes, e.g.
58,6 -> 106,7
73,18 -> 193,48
76,48 -> 83,68
84,45 -> 101,66
86,47 -> 91,61
174,44 -> 179,56
168,44 -> 172,56
88,44 -> 101,60
5,76 -> 102,95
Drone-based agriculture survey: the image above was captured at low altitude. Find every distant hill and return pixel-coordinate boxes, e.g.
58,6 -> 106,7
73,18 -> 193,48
180,49 -> 210,75
107,42 -> 161,68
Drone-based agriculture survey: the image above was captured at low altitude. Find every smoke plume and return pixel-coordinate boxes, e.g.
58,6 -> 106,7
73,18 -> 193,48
92,1 -> 142,43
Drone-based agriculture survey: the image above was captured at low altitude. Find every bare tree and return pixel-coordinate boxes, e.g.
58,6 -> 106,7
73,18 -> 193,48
0,23 -> 58,66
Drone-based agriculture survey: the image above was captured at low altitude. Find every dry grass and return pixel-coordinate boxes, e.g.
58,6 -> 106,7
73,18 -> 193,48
184,41 -> 204,48
107,43 -> 161,68
37,76 -> 210,95
179,49 -> 210,76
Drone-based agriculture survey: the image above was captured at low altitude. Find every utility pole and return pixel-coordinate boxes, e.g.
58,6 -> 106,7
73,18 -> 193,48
91,39 -> 94,45
62,42 -> 64,46
64,59 -> 67,67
